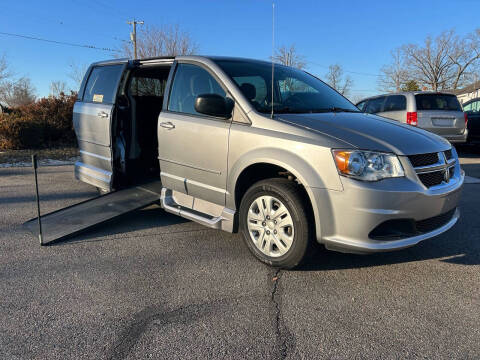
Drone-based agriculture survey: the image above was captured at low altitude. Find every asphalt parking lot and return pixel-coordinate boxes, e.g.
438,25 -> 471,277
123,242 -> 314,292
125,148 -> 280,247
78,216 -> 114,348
1,147 -> 479,360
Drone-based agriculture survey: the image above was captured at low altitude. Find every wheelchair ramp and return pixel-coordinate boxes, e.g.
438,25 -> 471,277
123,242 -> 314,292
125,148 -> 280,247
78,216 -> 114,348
24,186 -> 160,245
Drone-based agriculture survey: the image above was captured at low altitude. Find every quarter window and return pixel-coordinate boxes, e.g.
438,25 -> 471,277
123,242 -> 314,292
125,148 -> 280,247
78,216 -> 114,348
83,65 -> 124,104
168,63 -> 226,116
365,97 -> 386,114
384,95 -> 406,112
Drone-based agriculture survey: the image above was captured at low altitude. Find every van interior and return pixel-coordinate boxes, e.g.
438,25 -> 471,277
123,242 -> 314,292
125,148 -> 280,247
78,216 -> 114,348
114,64 -> 172,189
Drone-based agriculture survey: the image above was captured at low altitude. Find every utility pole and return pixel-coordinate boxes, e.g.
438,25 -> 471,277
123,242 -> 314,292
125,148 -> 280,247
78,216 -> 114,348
127,19 -> 144,59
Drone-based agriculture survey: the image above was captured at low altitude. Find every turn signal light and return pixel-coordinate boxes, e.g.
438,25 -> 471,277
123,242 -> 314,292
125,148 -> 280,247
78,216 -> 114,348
333,151 -> 350,174
406,112 -> 418,126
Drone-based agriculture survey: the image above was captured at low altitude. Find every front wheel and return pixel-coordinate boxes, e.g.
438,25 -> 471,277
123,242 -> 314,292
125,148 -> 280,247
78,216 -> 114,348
239,178 -> 312,269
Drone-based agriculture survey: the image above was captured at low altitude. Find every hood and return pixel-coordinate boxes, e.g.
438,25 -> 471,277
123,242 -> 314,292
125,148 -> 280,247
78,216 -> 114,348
276,112 -> 451,156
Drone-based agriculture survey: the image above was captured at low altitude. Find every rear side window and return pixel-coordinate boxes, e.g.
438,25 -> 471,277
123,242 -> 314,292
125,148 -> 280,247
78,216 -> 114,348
463,100 -> 480,113
415,94 -> 461,111
168,63 -> 226,116
384,95 -> 406,112
365,97 -> 386,114
83,65 -> 124,104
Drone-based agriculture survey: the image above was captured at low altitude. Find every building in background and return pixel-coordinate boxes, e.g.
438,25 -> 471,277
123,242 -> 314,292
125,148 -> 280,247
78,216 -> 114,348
454,81 -> 480,104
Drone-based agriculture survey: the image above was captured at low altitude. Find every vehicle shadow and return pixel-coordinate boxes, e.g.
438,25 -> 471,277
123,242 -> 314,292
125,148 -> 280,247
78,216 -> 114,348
299,222 -> 479,271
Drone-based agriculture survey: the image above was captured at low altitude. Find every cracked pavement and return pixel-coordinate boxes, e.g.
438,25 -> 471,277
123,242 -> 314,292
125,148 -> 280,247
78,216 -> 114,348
0,148 -> 479,359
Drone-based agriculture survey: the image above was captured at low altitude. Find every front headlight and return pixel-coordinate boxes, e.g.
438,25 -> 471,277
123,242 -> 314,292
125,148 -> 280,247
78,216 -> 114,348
332,150 -> 405,181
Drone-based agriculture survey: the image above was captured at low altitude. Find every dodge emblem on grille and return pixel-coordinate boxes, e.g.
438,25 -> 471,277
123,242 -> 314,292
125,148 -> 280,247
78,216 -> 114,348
444,168 -> 450,182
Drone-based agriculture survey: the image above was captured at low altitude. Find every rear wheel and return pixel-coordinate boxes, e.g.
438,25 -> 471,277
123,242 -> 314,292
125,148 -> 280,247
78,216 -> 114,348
239,178 -> 312,269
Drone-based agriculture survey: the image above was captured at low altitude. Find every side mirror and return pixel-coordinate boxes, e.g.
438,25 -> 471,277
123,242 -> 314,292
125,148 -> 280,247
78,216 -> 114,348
195,94 -> 234,118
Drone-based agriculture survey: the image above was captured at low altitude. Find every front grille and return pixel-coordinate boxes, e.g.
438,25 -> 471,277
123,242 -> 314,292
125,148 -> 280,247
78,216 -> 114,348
408,153 -> 439,167
415,209 -> 456,233
444,149 -> 453,160
418,171 -> 445,187
449,166 -> 455,178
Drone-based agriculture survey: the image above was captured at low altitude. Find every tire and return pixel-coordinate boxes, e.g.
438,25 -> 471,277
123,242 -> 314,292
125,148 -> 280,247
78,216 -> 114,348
239,178 -> 313,269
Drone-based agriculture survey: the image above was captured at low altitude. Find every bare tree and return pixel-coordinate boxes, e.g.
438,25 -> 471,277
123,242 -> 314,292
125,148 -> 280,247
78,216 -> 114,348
378,48 -> 409,92
402,30 -> 457,91
0,77 -> 36,108
68,61 -> 89,90
325,64 -> 353,96
272,45 -> 306,69
50,80 -> 67,97
448,28 -> 480,89
119,24 -> 198,59
380,29 -> 480,92
0,54 -> 11,84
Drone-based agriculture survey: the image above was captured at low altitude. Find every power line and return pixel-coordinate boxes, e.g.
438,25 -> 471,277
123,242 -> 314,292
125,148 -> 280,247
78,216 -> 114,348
0,31 -> 119,53
307,60 -> 383,77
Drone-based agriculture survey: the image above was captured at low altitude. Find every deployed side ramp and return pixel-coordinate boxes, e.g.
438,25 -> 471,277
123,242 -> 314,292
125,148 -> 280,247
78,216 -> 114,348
24,184 -> 161,245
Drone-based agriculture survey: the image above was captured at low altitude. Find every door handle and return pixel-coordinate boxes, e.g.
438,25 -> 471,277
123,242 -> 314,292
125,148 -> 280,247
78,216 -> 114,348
97,111 -> 109,118
160,121 -> 175,129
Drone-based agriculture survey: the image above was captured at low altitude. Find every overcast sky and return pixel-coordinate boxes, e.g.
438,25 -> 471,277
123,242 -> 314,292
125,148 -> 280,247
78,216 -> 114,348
1,0 -> 479,99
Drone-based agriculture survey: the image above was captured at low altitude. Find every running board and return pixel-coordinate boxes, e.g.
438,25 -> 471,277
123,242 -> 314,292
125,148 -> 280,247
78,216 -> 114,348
160,188 -> 235,232
24,185 -> 161,245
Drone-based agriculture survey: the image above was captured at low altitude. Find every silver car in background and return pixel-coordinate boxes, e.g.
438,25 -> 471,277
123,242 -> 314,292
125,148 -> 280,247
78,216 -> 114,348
356,92 -> 468,143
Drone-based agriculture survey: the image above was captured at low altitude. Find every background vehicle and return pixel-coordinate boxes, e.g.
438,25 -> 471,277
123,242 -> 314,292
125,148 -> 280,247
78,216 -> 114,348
63,56 -> 465,269
356,92 -> 468,144
462,97 -> 480,144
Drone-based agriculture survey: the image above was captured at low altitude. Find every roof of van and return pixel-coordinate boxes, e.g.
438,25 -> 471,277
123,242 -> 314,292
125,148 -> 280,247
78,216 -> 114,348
356,91 -> 457,104
91,55 -> 277,67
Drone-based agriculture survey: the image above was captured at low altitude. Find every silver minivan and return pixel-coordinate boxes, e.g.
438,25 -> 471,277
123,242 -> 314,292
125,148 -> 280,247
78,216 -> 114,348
356,92 -> 468,143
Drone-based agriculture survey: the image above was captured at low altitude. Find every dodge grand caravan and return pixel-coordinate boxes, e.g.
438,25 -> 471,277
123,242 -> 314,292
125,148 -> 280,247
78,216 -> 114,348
356,92 -> 468,144
73,56 -> 464,268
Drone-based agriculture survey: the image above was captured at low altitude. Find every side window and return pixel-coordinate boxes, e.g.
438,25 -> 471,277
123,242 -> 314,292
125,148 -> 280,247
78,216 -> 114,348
83,65 -> 124,104
168,63 -> 226,116
356,101 -> 366,112
365,97 -> 386,114
470,100 -> 480,112
463,102 -> 472,112
384,95 -> 406,112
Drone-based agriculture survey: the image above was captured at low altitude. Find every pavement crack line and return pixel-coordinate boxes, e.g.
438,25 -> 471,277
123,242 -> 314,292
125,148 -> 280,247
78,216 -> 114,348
271,268 -> 289,359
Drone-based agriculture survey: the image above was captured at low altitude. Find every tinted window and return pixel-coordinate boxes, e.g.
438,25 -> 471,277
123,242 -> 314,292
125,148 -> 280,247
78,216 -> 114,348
168,63 -> 226,115
464,100 -> 480,113
83,65 -> 123,104
365,97 -> 386,114
384,95 -> 406,111
215,60 -> 358,114
356,101 -> 366,112
415,94 -> 461,111
130,77 -> 166,97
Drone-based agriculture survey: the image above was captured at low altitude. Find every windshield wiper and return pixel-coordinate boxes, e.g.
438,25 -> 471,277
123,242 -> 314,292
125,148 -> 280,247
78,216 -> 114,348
314,107 -> 360,113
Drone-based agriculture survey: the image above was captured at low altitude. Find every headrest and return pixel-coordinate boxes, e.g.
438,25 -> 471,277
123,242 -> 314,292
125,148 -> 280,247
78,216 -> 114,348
240,83 -> 256,101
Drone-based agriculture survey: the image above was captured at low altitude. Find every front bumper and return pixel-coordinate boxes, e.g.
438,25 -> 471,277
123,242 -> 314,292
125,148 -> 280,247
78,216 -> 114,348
311,163 -> 464,254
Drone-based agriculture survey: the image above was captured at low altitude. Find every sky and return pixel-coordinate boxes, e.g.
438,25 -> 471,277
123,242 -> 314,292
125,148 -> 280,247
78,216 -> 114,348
1,0 -> 480,100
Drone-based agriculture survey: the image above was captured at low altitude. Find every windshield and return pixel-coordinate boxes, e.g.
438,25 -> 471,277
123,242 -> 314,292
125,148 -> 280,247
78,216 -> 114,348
215,60 -> 359,114
415,94 -> 462,111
